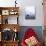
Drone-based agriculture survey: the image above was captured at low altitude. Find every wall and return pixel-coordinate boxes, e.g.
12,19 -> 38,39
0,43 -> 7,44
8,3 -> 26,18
0,0 -> 44,26
18,26 -> 43,44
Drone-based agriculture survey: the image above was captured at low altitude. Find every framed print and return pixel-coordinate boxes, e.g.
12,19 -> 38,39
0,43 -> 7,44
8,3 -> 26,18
2,10 -> 9,15
25,6 -> 36,19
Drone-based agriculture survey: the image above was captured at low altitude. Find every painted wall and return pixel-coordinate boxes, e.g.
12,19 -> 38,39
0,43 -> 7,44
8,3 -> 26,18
0,0 -> 44,26
18,26 -> 44,44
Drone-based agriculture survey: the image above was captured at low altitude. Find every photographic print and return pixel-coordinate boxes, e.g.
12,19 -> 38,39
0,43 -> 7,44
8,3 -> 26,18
25,6 -> 36,19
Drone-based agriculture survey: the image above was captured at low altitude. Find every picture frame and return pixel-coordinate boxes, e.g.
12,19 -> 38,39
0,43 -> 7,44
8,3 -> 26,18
2,10 -> 9,15
25,6 -> 36,19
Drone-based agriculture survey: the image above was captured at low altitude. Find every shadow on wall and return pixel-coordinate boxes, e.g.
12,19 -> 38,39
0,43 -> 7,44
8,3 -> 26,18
18,26 -> 43,44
